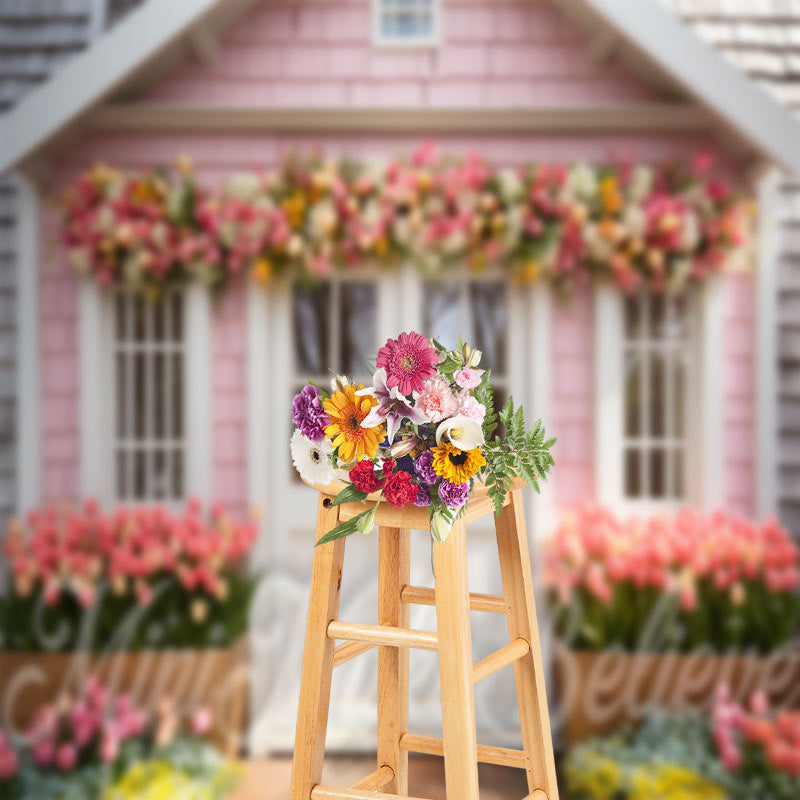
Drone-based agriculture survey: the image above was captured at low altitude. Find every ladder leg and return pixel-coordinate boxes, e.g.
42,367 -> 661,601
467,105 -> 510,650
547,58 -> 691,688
377,527 -> 411,795
290,496 -> 347,800
495,490 -> 559,799
433,519 -> 480,800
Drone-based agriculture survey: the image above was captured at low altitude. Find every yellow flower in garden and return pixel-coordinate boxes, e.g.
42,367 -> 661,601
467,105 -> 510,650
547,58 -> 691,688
323,384 -> 383,463
629,764 -> 724,800
431,443 -> 486,484
599,175 -> 622,214
282,192 -> 307,229
521,260 -> 541,283
253,257 -> 273,283
564,751 -> 621,800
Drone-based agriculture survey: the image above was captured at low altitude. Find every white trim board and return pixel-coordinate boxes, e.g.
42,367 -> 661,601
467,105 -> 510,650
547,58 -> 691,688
0,0 -> 799,174
756,169 -> 781,518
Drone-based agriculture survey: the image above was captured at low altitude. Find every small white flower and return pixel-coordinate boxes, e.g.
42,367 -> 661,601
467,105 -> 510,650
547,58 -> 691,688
309,199 -> 338,241
227,173 -> 262,201
629,165 -> 654,203
435,416 -> 485,451
566,163 -> 597,202
622,205 -> 647,239
290,430 -> 335,485
680,212 -> 701,251
497,168 -> 523,202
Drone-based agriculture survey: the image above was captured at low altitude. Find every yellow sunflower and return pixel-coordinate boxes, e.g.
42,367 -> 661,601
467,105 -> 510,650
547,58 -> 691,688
323,384 -> 383,463
431,443 -> 486,484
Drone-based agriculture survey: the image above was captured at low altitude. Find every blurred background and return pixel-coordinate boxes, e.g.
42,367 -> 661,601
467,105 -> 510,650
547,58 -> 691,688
1,0 -> 799,798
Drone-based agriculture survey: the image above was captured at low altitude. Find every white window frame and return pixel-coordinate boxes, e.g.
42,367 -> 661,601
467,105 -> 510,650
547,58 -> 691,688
594,282 -> 724,513
79,282 -> 211,505
371,0 -> 441,48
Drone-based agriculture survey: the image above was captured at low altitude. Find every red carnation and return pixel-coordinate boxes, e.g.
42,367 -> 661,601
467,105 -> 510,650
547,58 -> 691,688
383,471 -> 418,510
349,459 -> 383,494
381,458 -> 396,479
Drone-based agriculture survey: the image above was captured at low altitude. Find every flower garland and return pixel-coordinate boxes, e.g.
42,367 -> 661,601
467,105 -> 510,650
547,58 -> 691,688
62,146 -> 751,296
290,332 -> 556,545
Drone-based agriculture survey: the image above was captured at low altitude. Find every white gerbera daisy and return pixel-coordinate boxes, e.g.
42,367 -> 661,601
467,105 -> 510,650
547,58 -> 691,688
290,430 -> 335,485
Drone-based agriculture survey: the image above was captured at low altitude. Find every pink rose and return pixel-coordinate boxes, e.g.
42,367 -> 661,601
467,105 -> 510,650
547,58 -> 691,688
416,378 -> 458,423
457,393 -> 486,424
0,744 -> 18,780
454,368 -> 483,389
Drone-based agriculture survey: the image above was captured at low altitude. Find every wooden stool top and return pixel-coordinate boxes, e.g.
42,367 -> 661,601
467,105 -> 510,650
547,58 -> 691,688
302,477 -> 526,530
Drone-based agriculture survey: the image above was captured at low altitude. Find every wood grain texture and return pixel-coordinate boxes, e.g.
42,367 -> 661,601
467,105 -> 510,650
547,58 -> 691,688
350,765 -> 395,791
400,584 -> 507,613
495,490 -> 559,798
433,519 -> 480,799
311,786 -> 428,800
289,496 -> 346,800
399,733 -> 527,769
327,621 -> 438,651
472,637 -> 530,684
377,527 -> 411,795
332,640 -> 375,668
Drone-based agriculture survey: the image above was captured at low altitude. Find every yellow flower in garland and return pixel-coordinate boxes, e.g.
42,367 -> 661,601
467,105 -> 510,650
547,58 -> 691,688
629,764 -> 724,800
431,443 -> 486,484
323,384 -> 383,462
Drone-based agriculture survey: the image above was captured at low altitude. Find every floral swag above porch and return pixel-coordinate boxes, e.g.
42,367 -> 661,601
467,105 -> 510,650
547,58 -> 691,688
61,144 -> 751,296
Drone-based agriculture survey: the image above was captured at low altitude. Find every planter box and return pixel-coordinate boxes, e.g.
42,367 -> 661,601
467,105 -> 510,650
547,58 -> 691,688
0,637 -> 248,756
554,645 -> 800,747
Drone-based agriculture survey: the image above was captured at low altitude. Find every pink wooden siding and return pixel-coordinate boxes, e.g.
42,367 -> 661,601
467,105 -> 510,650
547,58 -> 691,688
724,274 -> 756,518
40,203 -> 79,505
147,0 -> 654,108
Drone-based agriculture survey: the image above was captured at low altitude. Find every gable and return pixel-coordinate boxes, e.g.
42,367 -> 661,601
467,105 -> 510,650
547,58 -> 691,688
144,0 -> 657,109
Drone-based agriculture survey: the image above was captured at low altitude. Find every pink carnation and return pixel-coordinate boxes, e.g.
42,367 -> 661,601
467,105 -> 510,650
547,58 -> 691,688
457,393 -> 486,423
416,378 -> 458,423
454,367 -> 483,389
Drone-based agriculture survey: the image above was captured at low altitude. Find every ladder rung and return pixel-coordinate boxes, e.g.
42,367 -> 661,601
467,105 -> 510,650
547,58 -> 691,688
524,792 -> 548,800
400,584 -> 507,614
473,638 -> 530,684
399,733 -> 527,769
351,765 -> 394,791
327,620 -> 438,651
332,640 -> 376,668
311,787 -> 430,800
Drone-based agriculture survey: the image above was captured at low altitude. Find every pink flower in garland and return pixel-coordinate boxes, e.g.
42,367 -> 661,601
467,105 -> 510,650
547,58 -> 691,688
416,377 -> 458,423
376,332 -> 438,396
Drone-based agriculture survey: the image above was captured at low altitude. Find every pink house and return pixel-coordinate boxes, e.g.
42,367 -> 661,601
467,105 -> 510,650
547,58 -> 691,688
2,0 -> 799,750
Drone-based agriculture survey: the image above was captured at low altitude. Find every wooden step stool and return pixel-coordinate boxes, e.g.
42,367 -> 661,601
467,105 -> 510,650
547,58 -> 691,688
290,480 -> 559,800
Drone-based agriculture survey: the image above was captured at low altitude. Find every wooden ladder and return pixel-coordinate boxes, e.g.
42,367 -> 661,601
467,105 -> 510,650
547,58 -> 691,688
289,483 -> 559,800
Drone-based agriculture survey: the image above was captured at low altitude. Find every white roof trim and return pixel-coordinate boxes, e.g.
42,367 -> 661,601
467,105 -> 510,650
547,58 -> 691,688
0,0 -> 228,174
579,0 -> 800,174
0,0 -> 798,175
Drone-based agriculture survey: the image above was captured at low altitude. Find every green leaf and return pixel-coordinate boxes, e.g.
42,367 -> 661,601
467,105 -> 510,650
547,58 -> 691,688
331,484 -> 369,506
315,508 -> 375,546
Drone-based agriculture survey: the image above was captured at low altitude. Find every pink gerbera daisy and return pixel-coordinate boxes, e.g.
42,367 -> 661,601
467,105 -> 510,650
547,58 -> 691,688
376,332 -> 438,396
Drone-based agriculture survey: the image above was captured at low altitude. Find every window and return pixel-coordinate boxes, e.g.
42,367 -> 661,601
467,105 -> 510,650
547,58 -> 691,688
422,278 -> 509,415
111,292 -> 186,501
621,293 -> 694,502
372,0 -> 439,46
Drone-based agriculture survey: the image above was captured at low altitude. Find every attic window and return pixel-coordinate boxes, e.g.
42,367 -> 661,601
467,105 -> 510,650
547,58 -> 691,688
373,0 -> 439,47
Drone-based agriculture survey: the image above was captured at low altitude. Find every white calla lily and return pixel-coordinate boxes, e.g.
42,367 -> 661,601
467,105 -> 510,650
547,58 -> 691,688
435,415 -> 485,451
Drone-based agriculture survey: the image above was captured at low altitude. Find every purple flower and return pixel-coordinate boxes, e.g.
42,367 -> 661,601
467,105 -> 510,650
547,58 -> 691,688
438,479 -> 470,509
414,450 -> 437,485
414,485 -> 432,507
292,384 -> 329,442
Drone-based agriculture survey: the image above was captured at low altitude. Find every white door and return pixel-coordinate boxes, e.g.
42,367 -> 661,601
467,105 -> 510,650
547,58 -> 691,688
251,267 -> 533,753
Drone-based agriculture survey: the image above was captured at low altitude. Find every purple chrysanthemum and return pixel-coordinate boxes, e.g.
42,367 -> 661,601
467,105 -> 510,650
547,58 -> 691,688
438,479 -> 470,509
292,384 -> 329,442
414,485 -> 432,507
414,450 -> 437,485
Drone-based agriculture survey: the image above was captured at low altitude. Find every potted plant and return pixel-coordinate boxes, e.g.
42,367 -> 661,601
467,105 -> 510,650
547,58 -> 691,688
0,502 -> 257,755
545,506 -> 800,745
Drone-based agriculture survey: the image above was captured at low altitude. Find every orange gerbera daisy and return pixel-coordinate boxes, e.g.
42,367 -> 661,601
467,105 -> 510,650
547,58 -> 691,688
323,384 -> 384,463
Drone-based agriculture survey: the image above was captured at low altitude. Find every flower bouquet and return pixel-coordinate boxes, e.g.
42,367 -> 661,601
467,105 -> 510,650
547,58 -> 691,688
290,331 -> 555,546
